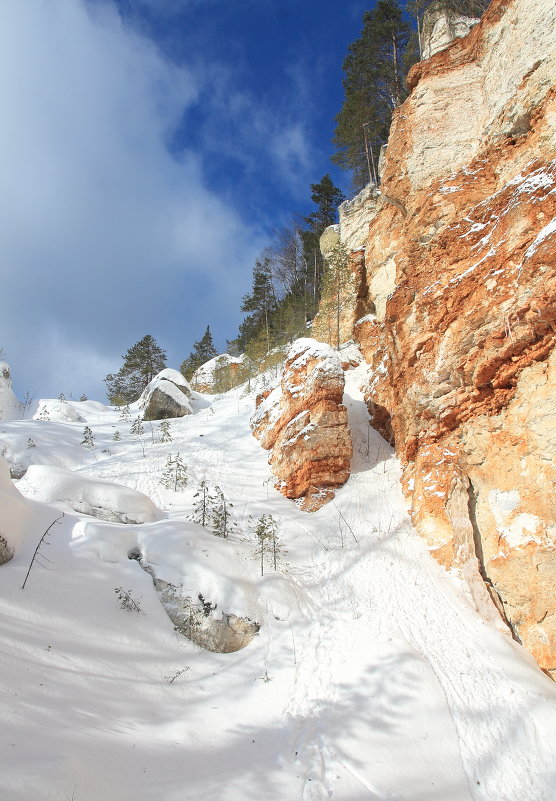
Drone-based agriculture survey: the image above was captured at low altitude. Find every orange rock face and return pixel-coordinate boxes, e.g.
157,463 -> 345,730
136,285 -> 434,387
324,0 -> 556,675
251,339 -> 352,509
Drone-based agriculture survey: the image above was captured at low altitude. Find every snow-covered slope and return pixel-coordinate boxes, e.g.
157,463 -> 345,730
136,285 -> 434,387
0,363 -> 555,801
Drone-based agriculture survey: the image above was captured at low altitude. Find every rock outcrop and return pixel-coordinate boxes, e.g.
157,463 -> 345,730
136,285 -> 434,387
420,1 -> 479,61
313,0 -> 556,675
191,354 -> 245,393
0,362 -> 21,421
139,368 -> 192,420
251,338 -> 352,510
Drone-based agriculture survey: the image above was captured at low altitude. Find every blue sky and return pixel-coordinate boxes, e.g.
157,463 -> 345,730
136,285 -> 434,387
0,0 -> 373,402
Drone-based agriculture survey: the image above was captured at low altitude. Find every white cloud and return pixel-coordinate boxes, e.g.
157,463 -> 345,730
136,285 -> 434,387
0,0 -> 263,399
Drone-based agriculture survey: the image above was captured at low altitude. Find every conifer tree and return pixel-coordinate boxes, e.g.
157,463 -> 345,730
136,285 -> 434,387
180,326 -> 218,382
130,416 -> 144,437
113,430 -> 121,442
158,419 -> 172,443
38,406 -> 50,421
211,486 -> 236,539
191,479 -> 213,527
332,0 -> 414,188
253,514 -> 281,576
303,175 -> 345,237
81,426 -> 94,449
239,259 -> 277,355
160,453 -> 188,491
119,404 -> 132,421
105,335 -> 166,405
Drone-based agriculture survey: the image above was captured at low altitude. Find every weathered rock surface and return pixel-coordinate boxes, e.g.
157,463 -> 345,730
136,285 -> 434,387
251,338 -> 352,509
191,353 -> 245,393
139,368 -> 192,420
315,0 -> 556,675
420,2 -> 479,61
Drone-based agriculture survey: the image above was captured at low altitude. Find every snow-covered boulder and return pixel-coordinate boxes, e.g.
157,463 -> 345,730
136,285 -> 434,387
0,362 -> 22,421
139,369 -> 192,421
0,455 -> 31,561
19,465 -> 163,524
33,399 -> 85,423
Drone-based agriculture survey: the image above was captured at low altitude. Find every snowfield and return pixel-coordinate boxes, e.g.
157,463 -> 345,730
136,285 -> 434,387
0,360 -> 555,801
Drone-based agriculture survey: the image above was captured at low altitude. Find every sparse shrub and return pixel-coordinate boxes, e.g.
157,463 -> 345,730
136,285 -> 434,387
114,587 -> 142,613
27,438 -> 36,449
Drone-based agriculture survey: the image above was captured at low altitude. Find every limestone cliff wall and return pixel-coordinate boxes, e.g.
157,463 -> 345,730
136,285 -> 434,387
314,0 -> 556,676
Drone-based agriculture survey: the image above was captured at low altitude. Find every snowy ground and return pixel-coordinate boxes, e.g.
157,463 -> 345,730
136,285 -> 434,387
1,363 -> 555,801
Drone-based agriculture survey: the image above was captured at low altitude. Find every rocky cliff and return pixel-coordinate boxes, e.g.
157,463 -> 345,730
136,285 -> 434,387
314,0 -> 556,676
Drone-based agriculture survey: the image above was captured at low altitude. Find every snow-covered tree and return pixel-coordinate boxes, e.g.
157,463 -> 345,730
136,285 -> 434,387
211,486 -> 236,538
191,480 -> 214,527
160,453 -> 188,491
158,419 -> 172,443
130,416 -> 144,437
254,514 -> 282,575
112,430 -> 121,442
81,426 -> 94,449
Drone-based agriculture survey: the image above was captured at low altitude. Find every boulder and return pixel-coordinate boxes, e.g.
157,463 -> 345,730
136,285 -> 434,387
139,369 -> 192,421
251,338 -> 352,510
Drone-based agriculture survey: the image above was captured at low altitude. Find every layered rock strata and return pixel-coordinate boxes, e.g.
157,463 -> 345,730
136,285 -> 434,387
314,0 -> 556,675
251,338 -> 352,510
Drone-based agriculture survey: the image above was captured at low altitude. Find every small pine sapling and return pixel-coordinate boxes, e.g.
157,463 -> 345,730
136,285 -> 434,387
254,514 -> 281,575
160,453 -> 188,491
58,393 -> 67,403
130,416 -> 144,436
38,406 -> 50,421
112,429 -> 121,442
211,485 -> 236,538
81,426 -> 94,449
158,419 -> 172,443
79,394 -> 88,402
27,437 -> 36,449
119,404 -> 131,421
190,479 -> 214,527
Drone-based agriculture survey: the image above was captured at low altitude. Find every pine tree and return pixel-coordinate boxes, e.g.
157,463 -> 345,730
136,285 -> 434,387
130,416 -> 144,437
113,430 -> 121,442
240,259 -> 278,355
119,404 -> 131,421
211,486 -> 236,538
105,335 -> 167,405
320,242 -> 351,348
81,426 -> 94,449
253,514 -> 281,576
180,326 -> 218,382
160,453 -> 188,491
27,438 -> 36,449
190,480 -> 215,527
38,406 -> 50,421
158,419 -> 172,443
303,175 -> 345,237
332,0 -> 414,188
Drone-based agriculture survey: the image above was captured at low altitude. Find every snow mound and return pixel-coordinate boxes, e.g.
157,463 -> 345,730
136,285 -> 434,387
0,455 -> 32,559
19,465 -> 164,524
33,399 -> 85,423
0,362 -> 21,421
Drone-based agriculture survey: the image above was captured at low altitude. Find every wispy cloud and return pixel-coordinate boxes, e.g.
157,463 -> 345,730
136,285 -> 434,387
0,0 -> 264,398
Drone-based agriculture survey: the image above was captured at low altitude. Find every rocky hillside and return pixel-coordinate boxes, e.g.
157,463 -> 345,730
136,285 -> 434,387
313,0 -> 556,677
